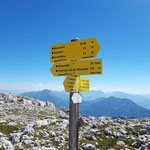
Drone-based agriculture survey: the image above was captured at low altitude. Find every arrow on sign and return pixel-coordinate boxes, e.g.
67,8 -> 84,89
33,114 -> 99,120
50,59 -> 102,76
63,76 -> 89,92
50,38 -> 101,63
63,76 -> 80,92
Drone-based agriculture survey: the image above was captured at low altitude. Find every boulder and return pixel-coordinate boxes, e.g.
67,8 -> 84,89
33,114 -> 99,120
116,141 -> 125,146
0,137 -> 14,150
9,133 -> 22,144
105,128 -> 112,136
7,122 -> 17,126
86,135 -> 96,141
83,144 -> 97,150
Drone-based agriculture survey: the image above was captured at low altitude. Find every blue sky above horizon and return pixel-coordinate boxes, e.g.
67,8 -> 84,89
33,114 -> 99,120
0,0 -> 150,94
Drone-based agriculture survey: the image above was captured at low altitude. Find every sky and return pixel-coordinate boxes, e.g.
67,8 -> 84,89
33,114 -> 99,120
0,0 -> 150,94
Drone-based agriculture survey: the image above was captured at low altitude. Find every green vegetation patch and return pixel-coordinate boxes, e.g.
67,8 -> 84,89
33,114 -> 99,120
0,148 -> 6,150
134,127 -> 140,132
79,123 -> 135,150
0,122 -> 19,135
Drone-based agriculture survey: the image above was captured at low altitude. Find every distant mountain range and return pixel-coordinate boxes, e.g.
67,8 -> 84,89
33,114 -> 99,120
81,91 -> 150,110
3,89 -> 150,108
144,94 -> 150,99
83,91 -> 149,102
21,89 -> 68,107
20,89 -> 150,118
80,97 -> 150,118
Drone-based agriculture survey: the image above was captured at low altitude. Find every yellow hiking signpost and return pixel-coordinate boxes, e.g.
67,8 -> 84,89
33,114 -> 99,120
50,58 -> 102,76
79,78 -> 89,92
50,37 -> 102,150
63,76 -> 79,92
50,38 -> 101,63
63,76 -> 89,92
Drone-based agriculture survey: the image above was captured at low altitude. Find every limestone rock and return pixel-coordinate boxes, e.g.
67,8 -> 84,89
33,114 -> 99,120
0,137 -> 14,150
117,141 -> 125,146
83,144 -> 97,150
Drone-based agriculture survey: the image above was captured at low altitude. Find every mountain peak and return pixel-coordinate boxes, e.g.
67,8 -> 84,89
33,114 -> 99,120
80,96 -> 150,118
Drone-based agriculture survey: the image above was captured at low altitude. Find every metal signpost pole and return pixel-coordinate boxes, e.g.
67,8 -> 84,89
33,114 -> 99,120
69,37 -> 79,150
69,92 -> 79,150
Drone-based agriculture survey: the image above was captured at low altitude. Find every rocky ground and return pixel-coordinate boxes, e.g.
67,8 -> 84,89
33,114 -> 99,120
0,93 -> 150,150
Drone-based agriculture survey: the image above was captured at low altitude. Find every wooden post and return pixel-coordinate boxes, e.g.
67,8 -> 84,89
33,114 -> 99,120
69,37 -> 80,150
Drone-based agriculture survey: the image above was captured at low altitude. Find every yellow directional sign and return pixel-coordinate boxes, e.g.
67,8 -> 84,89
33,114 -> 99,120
79,78 -> 89,92
50,59 -> 102,76
63,76 -> 80,92
63,76 -> 89,92
50,38 -> 101,63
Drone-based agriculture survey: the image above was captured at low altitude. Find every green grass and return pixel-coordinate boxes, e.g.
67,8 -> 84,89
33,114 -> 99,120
79,134 -> 135,150
125,121 -> 129,126
134,127 -> 140,132
78,123 -> 136,150
0,122 -> 20,135
48,122 -> 56,127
